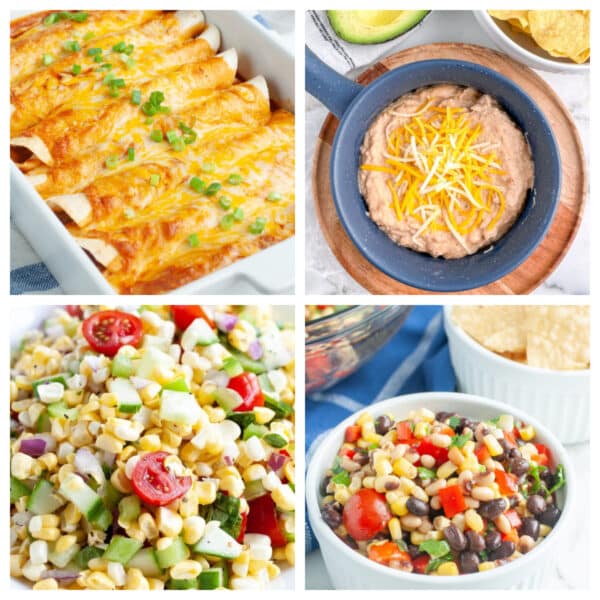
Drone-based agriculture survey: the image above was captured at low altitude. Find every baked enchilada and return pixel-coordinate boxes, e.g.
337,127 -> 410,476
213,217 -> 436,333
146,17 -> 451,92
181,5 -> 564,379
11,10 -> 295,294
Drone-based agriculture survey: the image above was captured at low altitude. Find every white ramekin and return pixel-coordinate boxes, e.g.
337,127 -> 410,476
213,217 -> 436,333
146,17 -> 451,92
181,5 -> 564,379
443,307 -> 589,445
306,391 -> 575,590
473,11 -> 589,74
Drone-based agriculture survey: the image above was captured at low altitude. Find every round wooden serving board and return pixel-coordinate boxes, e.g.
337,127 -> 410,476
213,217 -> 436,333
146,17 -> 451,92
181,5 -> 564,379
312,43 -> 587,295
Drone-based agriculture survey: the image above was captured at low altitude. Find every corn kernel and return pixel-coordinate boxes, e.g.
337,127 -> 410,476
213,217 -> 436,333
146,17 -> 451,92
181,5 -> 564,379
285,542 -> 295,565
182,516 -> 206,545
388,517 -> 402,540
196,480 -> 217,505
389,496 -> 409,517
84,571 -> 116,590
483,434 -> 503,457
437,460 -> 458,480
437,561 -> 459,576
157,507 -> 183,537
55,534 -> 77,554
125,568 -> 150,590
271,484 -> 295,512
170,560 -> 203,580
355,412 -> 373,426
393,457 -> 417,479
519,425 -> 535,442
33,578 -> 59,590
465,509 -> 484,533
479,561 -> 496,572
413,421 -> 430,439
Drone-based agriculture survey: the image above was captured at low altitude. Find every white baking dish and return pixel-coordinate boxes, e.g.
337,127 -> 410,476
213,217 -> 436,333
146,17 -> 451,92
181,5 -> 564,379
10,10 -> 295,295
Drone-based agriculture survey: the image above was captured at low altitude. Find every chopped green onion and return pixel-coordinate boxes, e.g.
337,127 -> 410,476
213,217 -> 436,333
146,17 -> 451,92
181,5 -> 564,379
227,173 -> 243,185
109,78 -> 125,89
187,233 -> 200,248
220,214 -> 235,230
249,217 -> 267,235
205,182 -> 222,196
218,196 -> 231,210
171,138 -> 185,152
124,58 -> 136,70
123,44 -> 135,56
83,31 -> 95,41
144,117 -> 153,125
263,433 -> 287,449
72,64 -> 82,75
183,131 -> 197,145
149,174 -> 160,187
44,12 -> 88,25
166,130 -> 178,144
201,162 -> 216,173
233,207 -> 244,221
189,177 -> 206,194
112,41 -> 127,53
43,13 -> 60,25
150,130 -> 163,143
63,40 -> 81,53
131,90 -> 142,105
267,192 -> 282,202
109,88 -> 120,98
87,47 -> 102,56
100,63 -> 113,71
141,91 -> 167,116
105,155 -> 119,170
127,147 -> 135,162
94,54 -> 104,63
178,122 -> 194,134
42,54 -> 54,66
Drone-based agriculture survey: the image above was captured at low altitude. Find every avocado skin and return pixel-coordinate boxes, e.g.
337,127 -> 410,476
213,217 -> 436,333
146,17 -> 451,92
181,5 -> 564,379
327,10 -> 430,45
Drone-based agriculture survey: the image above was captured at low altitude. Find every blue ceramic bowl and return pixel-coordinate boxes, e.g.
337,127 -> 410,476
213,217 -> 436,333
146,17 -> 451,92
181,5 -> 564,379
308,54 -> 561,292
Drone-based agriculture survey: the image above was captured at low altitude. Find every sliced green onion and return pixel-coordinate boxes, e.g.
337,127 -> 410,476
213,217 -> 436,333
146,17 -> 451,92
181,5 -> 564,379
109,78 -> 125,89
201,162 -> 216,173
166,130 -> 178,144
109,88 -> 120,98
178,122 -> 194,134
187,233 -> 200,248
227,173 -> 243,185
220,214 -> 235,231
112,41 -> 127,53
267,192 -> 282,202
123,44 -> 135,55
42,54 -> 54,66
125,58 -> 136,70
189,177 -> 206,194
205,182 -> 222,196
150,130 -> 163,143
44,12 -> 88,25
183,131 -> 197,145
233,207 -> 244,221
105,155 -> 119,170
249,217 -> 267,235
171,138 -> 185,152
87,47 -> 102,56
94,55 -> 104,63
63,40 -> 81,53
72,64 -> 82,75
100,63 -> 113,71
83,31 -> 95,41
131,90 -> 142,105
149,174 -> 160,187
218,196 -> 231,210
127,147 -> 135,162
144,117 -> 153,125
43,13 -> 60,25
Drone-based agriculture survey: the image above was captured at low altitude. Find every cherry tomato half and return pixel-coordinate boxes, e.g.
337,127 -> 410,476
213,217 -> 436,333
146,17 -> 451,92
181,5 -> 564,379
65,305 -> 83,318
82,310 -> 142,357
171,305 -> 215,331
246,494 -> 287,547
131,451 -> 192,507
227,372 -> 264,412
343,488 -> 391,541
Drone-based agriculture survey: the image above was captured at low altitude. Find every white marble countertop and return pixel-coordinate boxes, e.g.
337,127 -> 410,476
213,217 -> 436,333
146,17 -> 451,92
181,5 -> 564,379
306,441 -> 590,589
305,10 -> 590,295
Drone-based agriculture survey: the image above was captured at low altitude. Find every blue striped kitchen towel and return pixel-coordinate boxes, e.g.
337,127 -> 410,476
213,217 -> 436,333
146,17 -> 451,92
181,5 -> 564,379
305,305 -> 455,553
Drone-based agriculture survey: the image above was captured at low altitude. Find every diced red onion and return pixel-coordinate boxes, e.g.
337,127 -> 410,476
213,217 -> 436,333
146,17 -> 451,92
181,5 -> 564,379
248,339 -> 263,360
224,455 -> 234,466
215,312 -> 238,332
74,447 -> 105,484
19,437 -> 47,457
268,452 -> 287,472
13,511 -> 32,526
43,569 -> 80,582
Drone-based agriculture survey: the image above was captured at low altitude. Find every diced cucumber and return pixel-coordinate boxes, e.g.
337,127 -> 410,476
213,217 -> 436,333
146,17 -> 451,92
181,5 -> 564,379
47,401 -> 78,420
103,535 -> 143,565
32,374 -> 67,398
27,479 -> 65,514
258,373 -> 279,402
192,521 -> 242,559
118,495 -> 141,523
222,356 -> 243,377
162,377 -> 190,393
243,423 -> 268,441
135,346 -> 175,379
160,389 -> 202,425
10,476 -> 32,503
212,561 -> 229,587
35,410 -> 51,433
243,479 -> 266,501
108,377 -> 142,414
75,546 -> 104,569
58,473 -> 111,530
198,567 -> 224,590
111,354 -> 133,378
49,541 -> 80,568
213,388 -> 243,412
226,346 -> 266,374
181,318 -> 218,350
127,547 -> 163,577
166,578 -> 199,590
101,481 -> 122,511
155,536 -> 189,569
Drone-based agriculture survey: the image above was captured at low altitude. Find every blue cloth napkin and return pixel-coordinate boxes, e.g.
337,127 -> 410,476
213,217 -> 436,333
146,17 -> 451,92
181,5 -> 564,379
305,305 -> 455,553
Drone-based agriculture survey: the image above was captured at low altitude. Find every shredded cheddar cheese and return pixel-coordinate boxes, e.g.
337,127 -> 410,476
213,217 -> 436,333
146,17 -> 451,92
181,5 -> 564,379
361,103 -> 507,248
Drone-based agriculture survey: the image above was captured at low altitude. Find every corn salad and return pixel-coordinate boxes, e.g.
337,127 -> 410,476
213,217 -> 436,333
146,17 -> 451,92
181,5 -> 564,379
320,408 -> 565,575
11,305 -> 295,590
305,305 -> 352,323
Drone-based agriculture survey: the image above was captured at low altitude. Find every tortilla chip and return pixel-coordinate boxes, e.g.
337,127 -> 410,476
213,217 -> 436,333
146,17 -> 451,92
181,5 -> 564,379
525,306 -> 590,370
452,306 -> 527,354
507,18 -> 530,35
488,10 -> 531,32
528,10 -> 590,63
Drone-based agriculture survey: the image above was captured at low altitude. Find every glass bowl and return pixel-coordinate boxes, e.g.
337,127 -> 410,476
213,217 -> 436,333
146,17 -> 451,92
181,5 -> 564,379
305,305 -> 411,392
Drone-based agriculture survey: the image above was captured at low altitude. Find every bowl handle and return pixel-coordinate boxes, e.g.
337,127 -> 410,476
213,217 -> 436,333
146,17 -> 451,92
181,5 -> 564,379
305,46 -> 363,119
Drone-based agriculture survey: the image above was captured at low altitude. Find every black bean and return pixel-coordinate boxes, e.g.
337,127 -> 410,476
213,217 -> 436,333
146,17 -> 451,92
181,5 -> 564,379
526,494 -> 546,515
435,411 -> 455,423
374,414 -> 393,435
443,524 -> 467,551
319,476 -> 331,497
538,505 -> 561,527
459,417 -> 476,432
485,530 -> 502,551
344,535 -> 358,549
353,450 -> 369,466
465,530 -> 485,553
508,495 -> 520,508
508,457 -> 530,477
458,551 -> 480,574
508,447 -> 521,459
407,545 -> 422,559
406,497 -> 429,516
321,503 -> 342,529
488,540 -> 516,561
520,517 -> 540,541
478,498 -> 508,520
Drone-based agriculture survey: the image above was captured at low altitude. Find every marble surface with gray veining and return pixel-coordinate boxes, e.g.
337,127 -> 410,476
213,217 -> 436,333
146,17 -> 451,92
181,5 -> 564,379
305,11 -> 589,295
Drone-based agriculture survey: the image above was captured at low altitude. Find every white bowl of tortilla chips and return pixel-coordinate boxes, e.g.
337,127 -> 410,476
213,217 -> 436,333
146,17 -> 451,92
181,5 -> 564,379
474,10 -> 590,73
444,305 -> 589,444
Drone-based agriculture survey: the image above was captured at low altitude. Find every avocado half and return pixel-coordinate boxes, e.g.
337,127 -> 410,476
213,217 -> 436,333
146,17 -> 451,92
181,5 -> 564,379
327,10 -> 430,45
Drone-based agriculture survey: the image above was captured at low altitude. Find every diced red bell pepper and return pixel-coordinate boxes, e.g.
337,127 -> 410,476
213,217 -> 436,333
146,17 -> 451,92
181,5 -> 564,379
367,542 -> 411,566
533,444 -> 552,466
417,438 -> 449,466
495,469 -> 518,495
246,494 -> 287,547
475,444 -> 491,464
227,372 -> 264,412
339,446 -> 356,460
440,425 -> 456,437
412,554 -> 430,574
502,528 -> 519,544
505,509 -> 522,529
503,430 -> 518,448
396,420 -> 415,443
438,484 -> 467,518
345,425 -> 362,443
